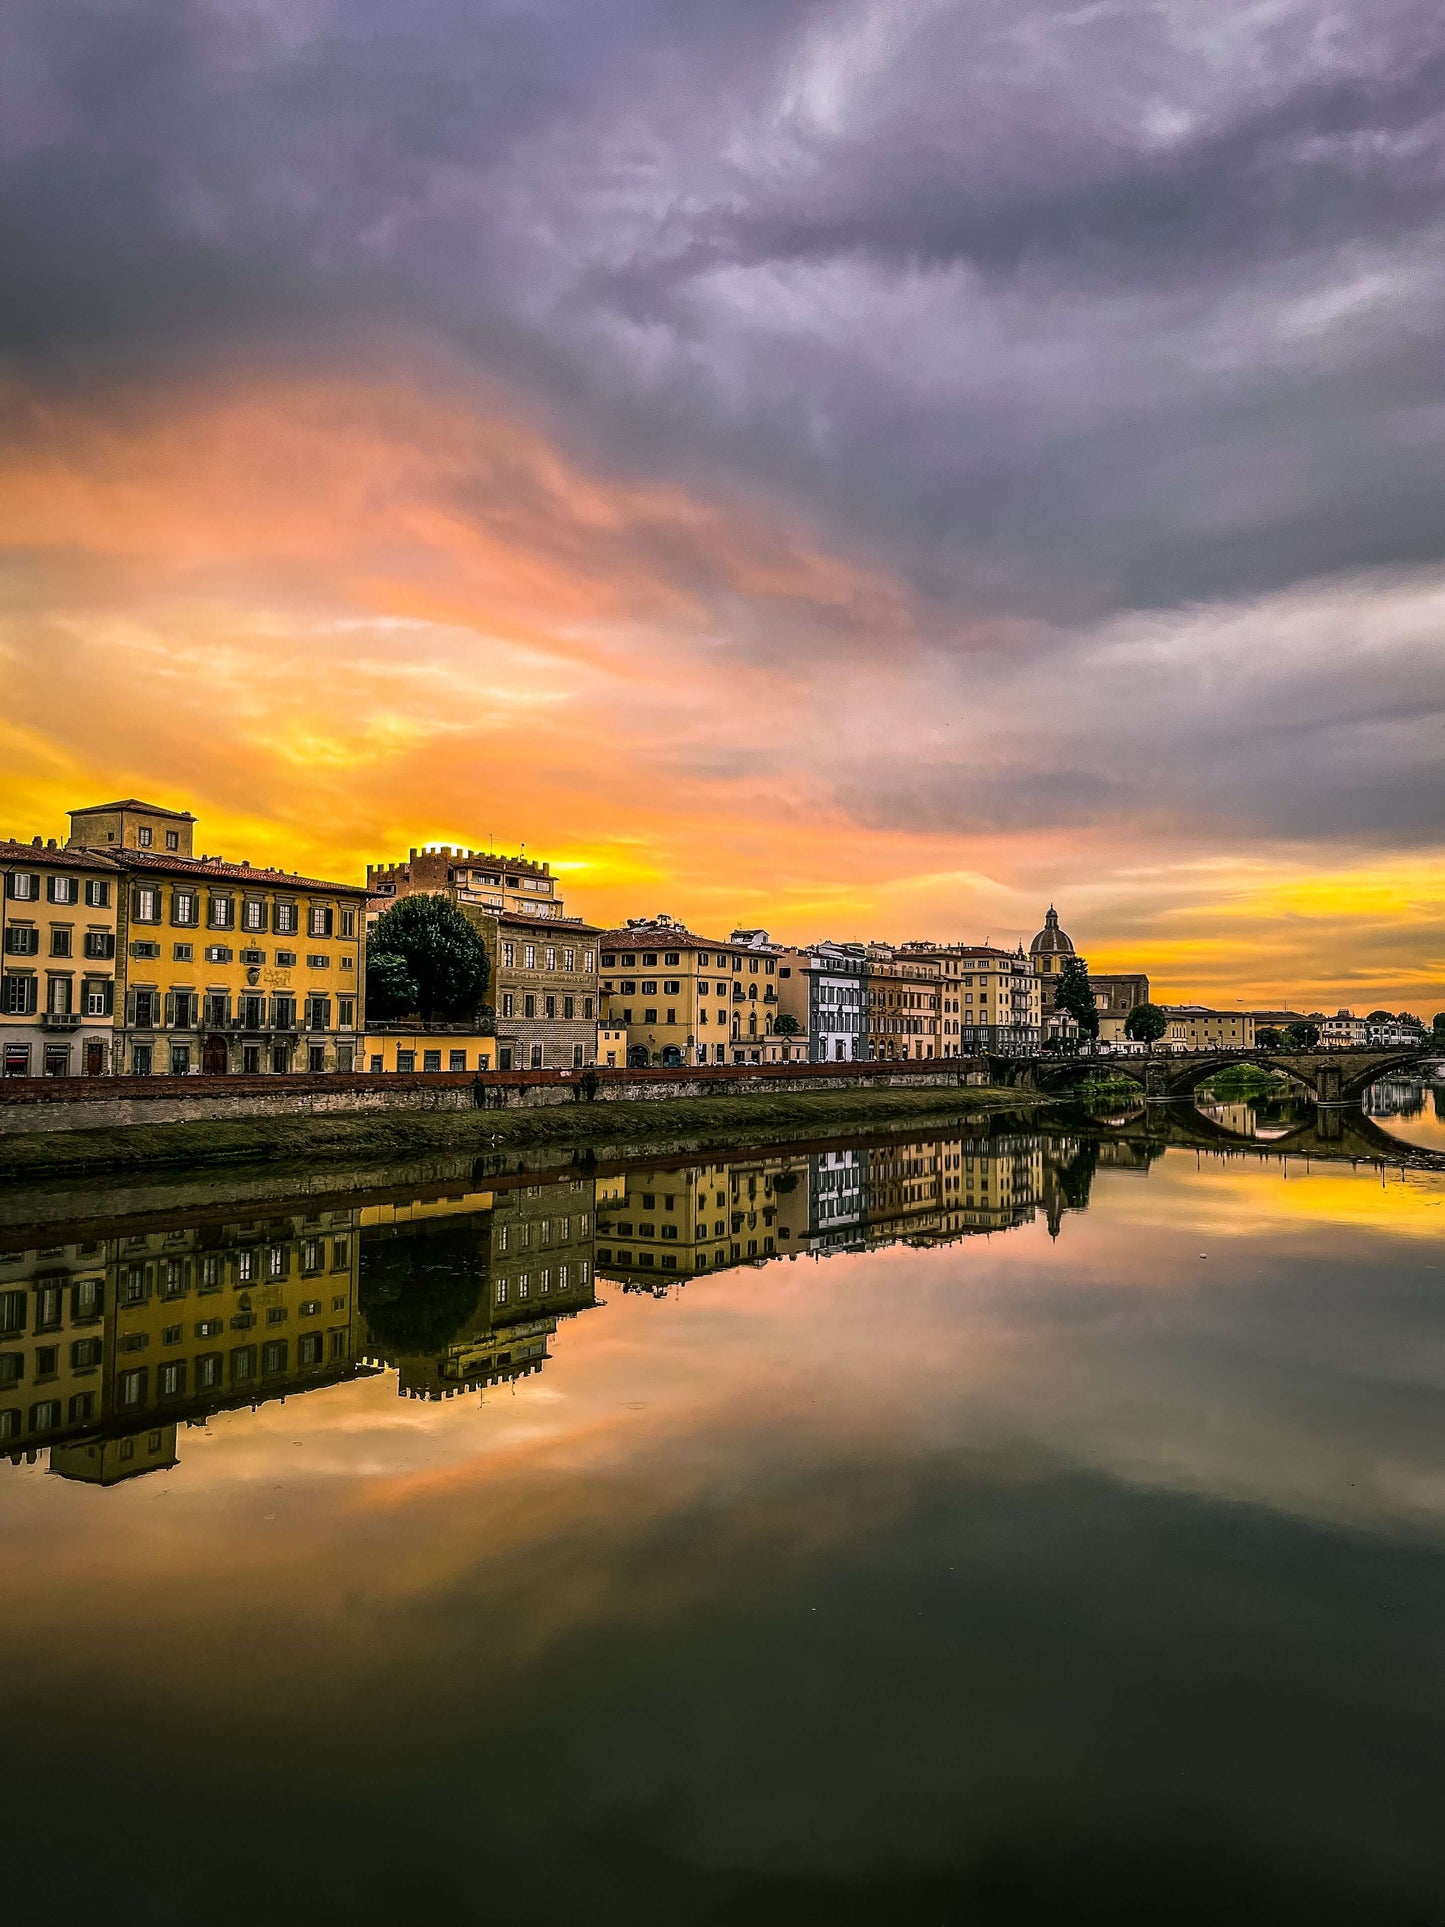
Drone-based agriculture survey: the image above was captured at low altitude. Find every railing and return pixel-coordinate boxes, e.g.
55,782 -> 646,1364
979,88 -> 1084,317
40,1011 -> 82,1030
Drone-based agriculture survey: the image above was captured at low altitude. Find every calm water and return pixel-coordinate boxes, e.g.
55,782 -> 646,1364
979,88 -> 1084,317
2,1106 -> 1443,1924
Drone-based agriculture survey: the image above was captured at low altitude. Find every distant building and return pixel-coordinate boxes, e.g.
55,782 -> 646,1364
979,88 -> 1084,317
864,948 -> 942,1061
1158,1006 -> 1256,1051
362,1027 -> 497,1073
1029,907 -> 1149,1047
791,941 -> 870,1063
1321,1010 -> 1368,1049
899,941 -> 1041,1055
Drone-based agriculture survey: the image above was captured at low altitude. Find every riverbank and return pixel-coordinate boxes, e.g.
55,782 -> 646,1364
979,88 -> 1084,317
0,1083 -> 1044,1181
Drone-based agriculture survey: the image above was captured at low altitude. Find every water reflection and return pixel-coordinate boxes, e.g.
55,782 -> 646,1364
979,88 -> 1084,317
1,1121 -> 1443,1922
1,1130 -> 1126,1482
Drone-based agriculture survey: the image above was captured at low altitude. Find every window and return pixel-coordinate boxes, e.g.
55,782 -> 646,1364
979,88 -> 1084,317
5,925 -> 38,955
309,905 -> 334,937
449,1050 -> 466,1071
6,871 -> 39,900
396,1049 -> 415,1073
306,995 -> 330,1030
501,992 -> 514,1019
306,952 -> 330,970
133,886 -> 161,923
47,874 -> 77,905
262,1339 -> 288,1375
573,1044 -> 585,1068
0,1290 -> 27,1335
119,1367 -> 147,1407
423,1050 -> 442,1072
84,878 -> 109,907
524,945 -> 536,969
172,889 -> 198,925
205,945 -> 232,965
299,1332 -> 324,1367
136,826 -> 153,847
530,1043 -> 544,1069
274,901 -> 297,934
243,898 -> 266,932
165,829 -> 180,849
502,941 -> 515,968
159,1360 -> 186,1398
340,908 -> 356,937
209,895 -> 234,928
583,997 -> 593,1019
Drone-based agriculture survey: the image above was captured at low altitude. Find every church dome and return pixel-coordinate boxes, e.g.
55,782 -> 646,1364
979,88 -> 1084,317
1029,906 -> 1074,957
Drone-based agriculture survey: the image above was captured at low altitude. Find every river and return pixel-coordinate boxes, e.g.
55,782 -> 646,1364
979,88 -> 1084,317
1,1103 -> 1442,1923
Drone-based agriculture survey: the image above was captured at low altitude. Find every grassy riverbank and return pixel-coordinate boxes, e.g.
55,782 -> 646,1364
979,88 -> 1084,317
0,1084 -> 1045,1181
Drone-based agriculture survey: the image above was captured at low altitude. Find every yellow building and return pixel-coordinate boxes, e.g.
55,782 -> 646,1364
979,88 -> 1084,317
599,917 -> 783,1067
596,1025 -> 627,1067
67,799 -> 367,1076
1,837 -> 120,1079
362,1028 -> 497,1073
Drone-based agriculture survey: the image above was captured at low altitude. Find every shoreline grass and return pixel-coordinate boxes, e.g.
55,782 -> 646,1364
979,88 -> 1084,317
0,1085 -> 1048,1183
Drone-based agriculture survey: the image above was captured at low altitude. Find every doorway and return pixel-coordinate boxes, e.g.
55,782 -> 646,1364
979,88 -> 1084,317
202,1035 -> 229,1075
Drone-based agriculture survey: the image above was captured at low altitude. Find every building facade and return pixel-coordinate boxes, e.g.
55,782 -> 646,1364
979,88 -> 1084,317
1158,1006 -> 1257,1051
898,941 -> 1041,1055
366,843 -> 599,1069
362,1027 -> 497,1072
787,941 -> 869,1062
864,950 -> 942,1060
68,800 -> 366,1075
599,918 -> 783,1066
1,839 -> 120,1078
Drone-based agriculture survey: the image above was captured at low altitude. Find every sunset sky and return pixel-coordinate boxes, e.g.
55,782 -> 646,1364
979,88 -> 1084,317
3,0 -> 1443,1009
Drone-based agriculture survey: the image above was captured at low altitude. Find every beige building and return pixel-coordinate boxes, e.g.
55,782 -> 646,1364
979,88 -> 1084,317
1159,1006 -> 1257,1051
1,837 -> 120,1078
898,941 -> 1041,1055
67,799 -> 366,1075
864,949 -> 942,1060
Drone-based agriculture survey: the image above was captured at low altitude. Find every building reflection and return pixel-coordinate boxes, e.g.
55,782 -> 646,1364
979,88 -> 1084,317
0,1207 -> 368,1481
358,1180 -> 599,1397
595,1129 -> 1098,1290
3,1126 -> 1104,1481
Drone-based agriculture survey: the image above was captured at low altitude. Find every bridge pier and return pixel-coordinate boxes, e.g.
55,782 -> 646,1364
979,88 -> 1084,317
1313,1065 -> 1344,1106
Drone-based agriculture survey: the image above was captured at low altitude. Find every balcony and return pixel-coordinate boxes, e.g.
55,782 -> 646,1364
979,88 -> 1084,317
40,1011 -> 82,1030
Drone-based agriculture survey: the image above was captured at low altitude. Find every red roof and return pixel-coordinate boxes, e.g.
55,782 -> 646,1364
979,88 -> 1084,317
598,922 -> 737,954
0,840 -> 120,872
78,845 -> 366,894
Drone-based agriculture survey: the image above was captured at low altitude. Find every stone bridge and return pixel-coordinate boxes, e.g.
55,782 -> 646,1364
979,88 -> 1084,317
1079,1096 -> 1445,1173
995,1047 -> 1442,1105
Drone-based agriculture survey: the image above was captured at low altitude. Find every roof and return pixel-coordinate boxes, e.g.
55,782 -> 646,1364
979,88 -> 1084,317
68,799 -> 196,821
1029,905 -> 1074,956
78,845 -> 367,895
0,839 -> 120,873
495,909 -> 600,935
598,922 -> 736,954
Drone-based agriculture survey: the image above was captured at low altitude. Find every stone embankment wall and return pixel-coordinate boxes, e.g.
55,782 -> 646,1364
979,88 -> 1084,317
0,1059 -> 996,1139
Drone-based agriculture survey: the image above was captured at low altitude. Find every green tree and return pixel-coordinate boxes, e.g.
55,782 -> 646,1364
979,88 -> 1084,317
359,1223 -> 485,1357
1053,954 -> 1099,1045
366,893 -> 489,1023
773,1013 -> 802,1038
1365,1009 -> 1394,1026
1432,1012 -> 1445,1040
365,948 -> 419,1020
1123,1001 -> 1168,1046
1283,1021 -> 1321,1049
1256,1026 -> 1283,1049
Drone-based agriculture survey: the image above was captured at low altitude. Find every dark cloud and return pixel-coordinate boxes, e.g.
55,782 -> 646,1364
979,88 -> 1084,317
4,0 -> 1445,844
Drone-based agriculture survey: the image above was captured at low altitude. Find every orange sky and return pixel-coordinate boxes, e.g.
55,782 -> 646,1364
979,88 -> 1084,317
2,370 -> 1441,1014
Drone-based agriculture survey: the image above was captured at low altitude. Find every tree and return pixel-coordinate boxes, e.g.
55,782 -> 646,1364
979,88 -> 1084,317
1053,954 -> 1099,1044
1283,1021 -> 1321,1049
1257,1026 -> 1283,1049
365,948 -> 419,1020
1124,1002 -> 1168,1047
773,1014 -> 802,1038
1366,1010 -> 1394,1026
358,1222 -> 486,1358
1432,1012 -> 1445,1040
366,893 -> 490,1023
